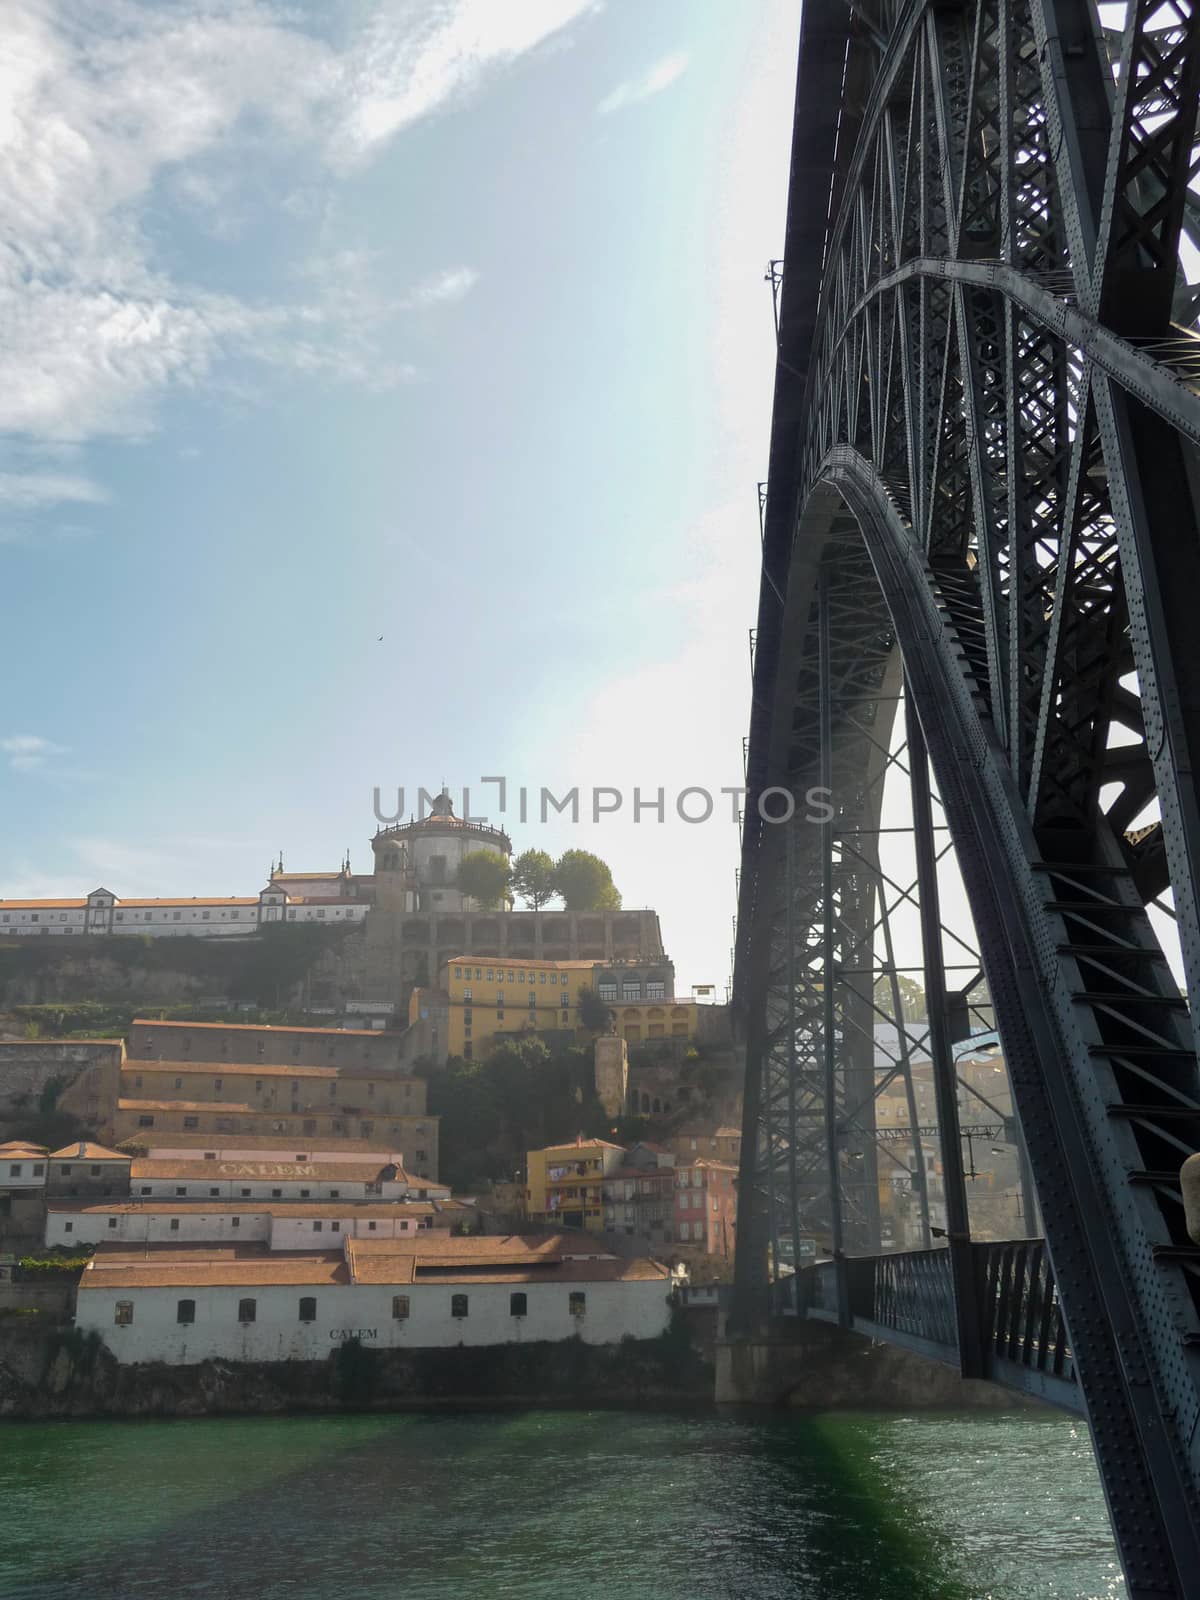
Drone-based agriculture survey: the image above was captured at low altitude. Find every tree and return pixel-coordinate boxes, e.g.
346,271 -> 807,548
456,849 -> 512,910
577,986 -> 613,1033
553,850 -> 622,911
510,849 -> 558,910
873,972 -> 927,1021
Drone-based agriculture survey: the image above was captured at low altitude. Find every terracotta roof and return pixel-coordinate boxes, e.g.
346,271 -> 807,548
50,1200 -> 439,1218
133,1018 -> 402,1039
79,1247 -> 349,1289
129,1158 -> 393,1183
0,1141 -> 48,1155
0,1039 -> 123,1048
129,1061 -> 338,1080
129,1135 -> 407,1156
444,956 -> 598,970
412,1259 -> 668,1284
0,899 -> 87,909
678,1158 -> 738,1173
125,1060 -> 417,1082
118,1098 -> 254,1113
534,1139 -> 626,1154
119,898 -> 260,908
285,897 -> 362,906
47,1142 -> 130,1162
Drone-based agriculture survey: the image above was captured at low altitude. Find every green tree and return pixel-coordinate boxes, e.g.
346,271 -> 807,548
510,848 -> 558,910
873,972 -> 927,1021
456,849 -> 512,910
553,850 -> 622,911
577,986 -> 613,1033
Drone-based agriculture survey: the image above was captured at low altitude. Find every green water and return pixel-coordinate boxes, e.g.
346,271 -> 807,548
0,1410 -> 1124,1599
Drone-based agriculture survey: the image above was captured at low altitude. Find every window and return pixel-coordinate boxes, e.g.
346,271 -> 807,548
272,1189 -> 283,1198
231,1217 -> 241,1229
486,968 -> 494,980
298,1296 -> 316,1323
177,1299 -> 196,1325
33,1163 -> 44,1176
173,911 -> 182,921
139,1116 -> 155,1128
175,1187 -> 187,1196
300,1189 -> 311,1199
368,1220 -> 377,1231
140,1186 -> 151,1196
240,1188 -> 251,1197
237,1298 -> 257,1323
331,1221 -> 340,1233
170,1218 -> 180,1232
90,1164 -> 102,1176
214,1079 -> 223,1091
509,1292 -> 527,1317
451,1294 -> 469,1319
539,972 -> 546,984
647,981 -> 666,1000
622,982 -> 641,1001
183,1116 -> 199,1130
209,1188 -> 220,1197
569,1292 -> 586,1317
598,983 -> 616,1002
312,1221 -> 323,1232
551,973 -> 559,985
7,1164 -> 20,1177
64,1222 -> 73,1234
416,1149 -> 426,1162
392,1294 -> 410,1319
330,1189 -> 340,1199
107,1217 -> 118,1230
507,971 -> 514,983
114,1300 -> 134,1326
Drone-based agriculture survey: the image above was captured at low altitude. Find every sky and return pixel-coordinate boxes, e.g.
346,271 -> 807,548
0,0 -> 803,994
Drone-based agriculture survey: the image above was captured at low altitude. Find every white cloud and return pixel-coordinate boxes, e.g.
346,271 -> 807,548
597,51 -> 688,115
332,0 -> 598,165
0,472 -> 107,508
0,1 -> 585,448
1,734 -> 66,772
401,266 -> 480,309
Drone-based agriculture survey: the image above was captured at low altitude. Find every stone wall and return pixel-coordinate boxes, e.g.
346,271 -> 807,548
0,1040 -> 124,1134
0,1316 -> 712,1418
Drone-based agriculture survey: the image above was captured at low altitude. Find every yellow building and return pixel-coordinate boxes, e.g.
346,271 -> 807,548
609,1000 -> 701,1043
525,1138 -> 627,1232
435,955 -> 598,1061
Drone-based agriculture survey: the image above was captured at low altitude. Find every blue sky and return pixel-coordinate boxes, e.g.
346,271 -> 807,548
1,0 -> 802,993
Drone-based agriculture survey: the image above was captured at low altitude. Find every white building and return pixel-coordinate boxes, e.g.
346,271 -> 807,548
0,1142 -> 49,1190
46,1199 -> 457,1250
0,882 -> 370,939
134,1149 -> 450,1200
75,1234 -> 673,1363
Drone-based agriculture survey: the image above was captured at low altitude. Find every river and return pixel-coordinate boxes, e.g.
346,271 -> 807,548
0,1409 -> 1124,1599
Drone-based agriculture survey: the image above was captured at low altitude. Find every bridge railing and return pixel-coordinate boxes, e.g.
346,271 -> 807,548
976,1238 -> 1073,1387
792,1238 -> 1077,1408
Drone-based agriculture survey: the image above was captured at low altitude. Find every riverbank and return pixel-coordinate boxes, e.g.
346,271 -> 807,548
0,1315 -> 715,1419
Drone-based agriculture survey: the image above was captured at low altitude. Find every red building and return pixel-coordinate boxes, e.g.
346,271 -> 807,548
673,1158 -> 737,1256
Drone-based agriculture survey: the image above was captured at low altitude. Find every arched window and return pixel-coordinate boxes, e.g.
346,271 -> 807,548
237,1298 -> 257,1323
176,1299 -> 196,1325
298,1296 -> 316,1323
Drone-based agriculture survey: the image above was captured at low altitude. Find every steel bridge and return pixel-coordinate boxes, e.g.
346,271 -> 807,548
730,0 -> 1200,1592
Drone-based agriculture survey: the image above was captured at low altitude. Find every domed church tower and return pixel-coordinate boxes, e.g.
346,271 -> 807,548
371,790 -> 512,913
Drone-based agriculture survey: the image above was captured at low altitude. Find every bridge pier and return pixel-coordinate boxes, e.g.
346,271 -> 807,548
715,1319 -> 1033,1411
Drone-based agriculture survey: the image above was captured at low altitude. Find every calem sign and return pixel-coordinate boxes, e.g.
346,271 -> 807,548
329,1328 -> 378,1341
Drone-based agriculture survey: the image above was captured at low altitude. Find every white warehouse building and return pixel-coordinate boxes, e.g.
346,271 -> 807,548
75,1235 -> 674,1363
45,1199 -> 466,1250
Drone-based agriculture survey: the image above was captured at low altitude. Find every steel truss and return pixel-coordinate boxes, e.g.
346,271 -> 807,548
733,0 -> 1200,1592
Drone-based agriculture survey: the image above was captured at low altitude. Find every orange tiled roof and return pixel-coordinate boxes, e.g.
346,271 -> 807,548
118,898 -> 260,908
47,1142 -> 130,1162
49,1200 -> 438,1217
133,1018 -> 400,1038
129,1158 -> 396,1182
79,1246 -> 349,1289
0,899 -> 87,909
126,1134 -> 407,1155
117,1098 -> 255,1113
